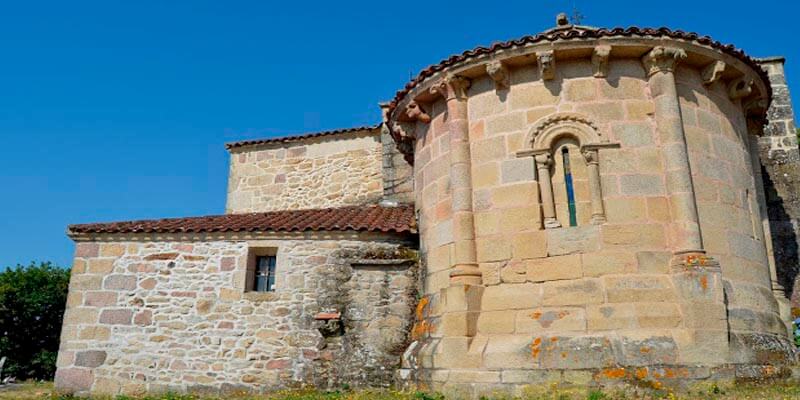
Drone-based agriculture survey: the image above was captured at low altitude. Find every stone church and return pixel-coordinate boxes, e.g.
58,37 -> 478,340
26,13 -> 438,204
56,15 -> 800,397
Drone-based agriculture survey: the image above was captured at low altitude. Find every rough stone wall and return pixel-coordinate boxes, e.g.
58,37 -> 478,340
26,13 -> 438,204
381,125 -> 414,204
675,63 -> 788,357
55,236 -> 417,396
757,57 -> 800,313
226,130 -> 383,214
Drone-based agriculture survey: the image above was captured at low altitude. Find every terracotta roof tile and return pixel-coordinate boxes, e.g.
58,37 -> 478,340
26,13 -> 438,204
225,125 -> 380,150
68,205 -> 416,237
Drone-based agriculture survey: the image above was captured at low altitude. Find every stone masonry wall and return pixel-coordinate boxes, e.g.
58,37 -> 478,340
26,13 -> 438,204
226,130 -> 384,214
55,235 -> 417,396
403,55 -> 794,397
757,57 -> 800,313
675,63 -> 788,355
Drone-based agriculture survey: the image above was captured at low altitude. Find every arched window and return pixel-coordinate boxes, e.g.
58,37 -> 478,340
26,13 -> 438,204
551,139 -> 589,227
520,113 -> 618,229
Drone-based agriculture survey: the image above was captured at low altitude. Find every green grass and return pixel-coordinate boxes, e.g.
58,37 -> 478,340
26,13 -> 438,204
2,382 -> 800,400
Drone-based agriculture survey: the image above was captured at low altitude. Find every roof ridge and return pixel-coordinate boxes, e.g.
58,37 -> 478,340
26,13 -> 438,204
225,124 -> 381,150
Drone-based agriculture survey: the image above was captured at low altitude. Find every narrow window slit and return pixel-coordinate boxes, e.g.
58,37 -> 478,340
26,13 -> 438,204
562,147 -> 578,227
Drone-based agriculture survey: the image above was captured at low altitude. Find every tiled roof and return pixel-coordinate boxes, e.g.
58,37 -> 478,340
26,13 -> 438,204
385,27 -> 773,164
67,205 -> 416,237
387,27 -> 771,111
225,125 -> 380,150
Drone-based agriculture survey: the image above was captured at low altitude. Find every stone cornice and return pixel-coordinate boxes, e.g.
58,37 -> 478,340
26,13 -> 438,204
385,30 -> 773,165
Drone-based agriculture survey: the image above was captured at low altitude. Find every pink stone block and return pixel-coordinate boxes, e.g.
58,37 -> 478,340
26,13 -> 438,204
220,257 -> 236,271
104,275 -> 137,291
99,309 -> 133,325
266,359 -> 291,369
55,368 -> 93,392
134,310 -> 153,326
75,243 -> 99,258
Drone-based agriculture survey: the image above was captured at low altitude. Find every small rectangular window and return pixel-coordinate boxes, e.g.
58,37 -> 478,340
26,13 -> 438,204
254,255 -> 277,292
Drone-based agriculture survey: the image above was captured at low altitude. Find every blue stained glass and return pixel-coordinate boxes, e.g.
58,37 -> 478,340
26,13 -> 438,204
562,148 -> 578,227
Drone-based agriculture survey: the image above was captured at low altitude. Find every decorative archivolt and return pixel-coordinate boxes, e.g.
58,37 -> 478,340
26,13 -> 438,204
526,112 -> 605,151
519,112 -> 617,228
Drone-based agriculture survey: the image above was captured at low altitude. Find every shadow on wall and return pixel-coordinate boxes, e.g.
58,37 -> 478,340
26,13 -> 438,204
761,163 -> 800,310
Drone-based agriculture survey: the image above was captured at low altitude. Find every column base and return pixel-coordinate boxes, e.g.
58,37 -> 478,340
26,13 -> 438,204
590,214 -> 606,225
543,218 -> 562,229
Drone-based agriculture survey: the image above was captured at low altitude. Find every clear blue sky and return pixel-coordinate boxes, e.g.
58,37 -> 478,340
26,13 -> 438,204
1,1 -> 798,268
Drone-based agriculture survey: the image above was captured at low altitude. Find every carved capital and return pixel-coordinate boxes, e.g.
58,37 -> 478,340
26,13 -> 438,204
581,148 -> 599,165
533,152 -> 553,167
404,101 -> 431,123
701,60 -> 726,86
486,60 -> 509,89
592,45 -> 611,78
537,51 -> 556,80
641,46 -> 687,77
729,77 -> 754,100
430,75 -> 471,101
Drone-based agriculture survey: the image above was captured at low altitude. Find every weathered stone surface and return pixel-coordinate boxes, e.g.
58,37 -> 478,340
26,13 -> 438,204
54,368 -> 93,393
74,350 -> 107,368
57,239 -> 418,395
103,275 -> 136,291
542,279 -> 603,306
526,255 -> 582,282
98,309 -> 132,325
605,275 -> 675,302
482,283 -> 541,310
227,129 -> 384,213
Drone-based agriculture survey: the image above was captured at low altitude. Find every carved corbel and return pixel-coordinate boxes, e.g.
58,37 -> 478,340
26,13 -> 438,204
404,101 -> 431,123
486,60 -> 509,89
641,46 -> 687,77
743,97 -> 769,135
429,75 -> 471,101
580,148 -> 599,165
592,45 -> 611,78
701,60 -> 726,86
728,77 -> 754,100
537,51 -> 556,80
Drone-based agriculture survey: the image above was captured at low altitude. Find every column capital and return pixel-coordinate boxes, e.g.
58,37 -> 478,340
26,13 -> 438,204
642,46 -> 687,77
430,75 -> 471,101
533,151 -> 553,166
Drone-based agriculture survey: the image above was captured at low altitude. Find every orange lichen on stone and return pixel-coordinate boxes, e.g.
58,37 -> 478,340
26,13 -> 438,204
531,311 -> 542,319
635,368 -> 648,380
601,368 -> 627,379
699,275 -> 709,290
415,296 -> 429,320
411,320 -> 431,340
530,337 -> 542,359
640,347 -> 651,354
